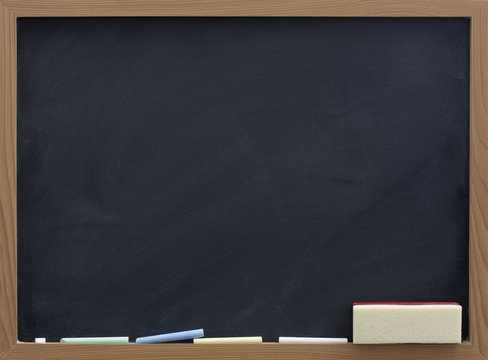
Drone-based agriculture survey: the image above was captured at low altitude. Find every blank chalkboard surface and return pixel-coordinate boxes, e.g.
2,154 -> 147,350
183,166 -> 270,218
17,17 -> 470,342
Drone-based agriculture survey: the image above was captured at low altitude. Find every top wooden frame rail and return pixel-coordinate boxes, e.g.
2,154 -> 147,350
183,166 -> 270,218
0,0 -> 487,16
1,0 -> 488,359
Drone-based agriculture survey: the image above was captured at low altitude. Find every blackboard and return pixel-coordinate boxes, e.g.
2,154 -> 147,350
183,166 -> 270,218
17,17 -> 470,342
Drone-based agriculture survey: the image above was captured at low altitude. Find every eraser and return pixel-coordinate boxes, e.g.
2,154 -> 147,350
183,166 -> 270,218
60,337 -> 129,344
279,337 -> 347,344
194,336 -> 262,344
136,329 -> 204,343
34,338 -> 46,343
353,302 -> 462,344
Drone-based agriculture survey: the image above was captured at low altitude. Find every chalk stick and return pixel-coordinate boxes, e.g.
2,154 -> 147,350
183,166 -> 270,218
60,337 -> 129,344
353,302 -> 462,344
135,329 -> 204,344
279,337 -> 348,344
194,337 -> 262,344
34,338 -> 46,343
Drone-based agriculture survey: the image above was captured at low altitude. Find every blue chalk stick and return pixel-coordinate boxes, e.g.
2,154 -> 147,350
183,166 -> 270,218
135,329 -> 204,344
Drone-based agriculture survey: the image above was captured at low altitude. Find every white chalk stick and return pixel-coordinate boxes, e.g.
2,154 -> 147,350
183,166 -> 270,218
35,338 -> 46,343
279,337 -> 348,344
353,302 -> 462,344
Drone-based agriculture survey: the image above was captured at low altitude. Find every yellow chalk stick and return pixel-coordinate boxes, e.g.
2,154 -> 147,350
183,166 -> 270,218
194,336 -> 262,344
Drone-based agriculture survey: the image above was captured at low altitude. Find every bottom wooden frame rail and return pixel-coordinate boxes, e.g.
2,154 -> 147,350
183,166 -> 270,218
0,342 -> 484,360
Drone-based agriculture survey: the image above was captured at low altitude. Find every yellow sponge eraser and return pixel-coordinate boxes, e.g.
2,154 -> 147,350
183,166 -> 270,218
353,302 -> 462,344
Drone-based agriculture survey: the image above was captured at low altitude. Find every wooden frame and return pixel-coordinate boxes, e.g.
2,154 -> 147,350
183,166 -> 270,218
0,0 -> 487,359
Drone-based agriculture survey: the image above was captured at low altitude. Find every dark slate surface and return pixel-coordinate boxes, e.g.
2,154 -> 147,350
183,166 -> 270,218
17,17 -> 470,342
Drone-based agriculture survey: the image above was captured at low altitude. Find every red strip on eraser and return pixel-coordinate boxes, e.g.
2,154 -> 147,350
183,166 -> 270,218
353,302 -> 460,306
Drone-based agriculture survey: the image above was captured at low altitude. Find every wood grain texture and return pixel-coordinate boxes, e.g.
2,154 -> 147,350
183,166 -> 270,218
1,0 -> 488,359
469,3 -> 488,359
1,0 -> 487,17
3,343 -> 485,360
0,1 -> 17,359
